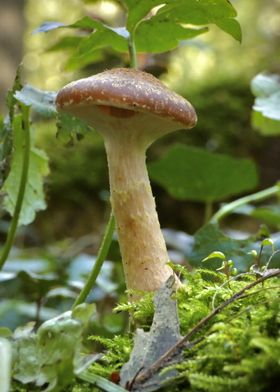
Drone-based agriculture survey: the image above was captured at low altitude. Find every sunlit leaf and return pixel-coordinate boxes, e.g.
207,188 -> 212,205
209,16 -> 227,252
251,73 -> 280,135
149,145 -> 258,203
122,0 -> 166,32
202,251 -> 226,262
154,0 -> 241,42
135,20 -> 208,53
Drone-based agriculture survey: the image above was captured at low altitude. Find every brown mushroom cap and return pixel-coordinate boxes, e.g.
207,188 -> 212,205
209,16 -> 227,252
56,68 -> 197,130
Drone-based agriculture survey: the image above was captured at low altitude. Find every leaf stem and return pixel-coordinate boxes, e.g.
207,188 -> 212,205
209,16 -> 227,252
204,201 -> 213,223
72,211 -> 115,309
0,105 -> 31,271
128,31 -> 137,69
210,184 -> 279,224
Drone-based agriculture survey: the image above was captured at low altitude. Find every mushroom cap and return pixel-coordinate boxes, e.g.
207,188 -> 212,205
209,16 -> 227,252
56,68 -> 197,129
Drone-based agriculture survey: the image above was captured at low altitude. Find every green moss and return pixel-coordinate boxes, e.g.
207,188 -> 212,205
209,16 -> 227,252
89,267 -> 280,392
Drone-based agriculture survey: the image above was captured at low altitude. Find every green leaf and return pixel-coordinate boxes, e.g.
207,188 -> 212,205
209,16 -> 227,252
56,112 -> 93,145
155,0 -> 242,42
0,327 -> 12,338
14,85 -> 57,117
251,111 -> 280,136
37,16 -> 128,53
202,251 -> 226,262
64,49 -> 104,71
135,20 -> 208,53
76,25 -> 127,55
47,36 -> 84,52
190,223 -> 254,271
251,206 -> 280,229
13,305 -> 95,390
122,0 -> 166,32
251,73 -> 280,135
1,115 -> 49,226
149,145 -> 258,203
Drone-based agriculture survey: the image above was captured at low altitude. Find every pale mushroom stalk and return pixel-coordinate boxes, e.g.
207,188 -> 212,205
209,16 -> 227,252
56,68 -> 197,293
105,133 -> 171,291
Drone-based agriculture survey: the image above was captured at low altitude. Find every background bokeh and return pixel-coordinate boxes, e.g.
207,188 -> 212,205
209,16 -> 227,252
1,0 -> 280,243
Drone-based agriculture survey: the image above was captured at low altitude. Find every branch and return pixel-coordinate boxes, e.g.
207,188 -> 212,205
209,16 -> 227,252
134,268 -> 280,386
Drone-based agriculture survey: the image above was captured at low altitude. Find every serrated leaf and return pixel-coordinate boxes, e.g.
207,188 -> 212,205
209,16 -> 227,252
2,115 -> 49,226
155,0 -> 241,42
149,145 -> 258,203
15,85 -> 57,117
56,112 -> 93,145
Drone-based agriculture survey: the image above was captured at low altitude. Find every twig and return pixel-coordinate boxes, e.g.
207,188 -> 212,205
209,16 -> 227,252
134,269 -> 280,386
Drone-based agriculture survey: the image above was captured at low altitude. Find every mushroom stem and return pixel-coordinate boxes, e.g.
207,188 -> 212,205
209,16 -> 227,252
105,138 -> 174,292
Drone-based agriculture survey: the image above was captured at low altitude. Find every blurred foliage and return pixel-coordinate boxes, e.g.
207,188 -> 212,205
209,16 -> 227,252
251,73 -> 280,136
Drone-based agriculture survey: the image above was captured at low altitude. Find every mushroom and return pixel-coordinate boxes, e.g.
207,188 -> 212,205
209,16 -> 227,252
56,68 -> 196,294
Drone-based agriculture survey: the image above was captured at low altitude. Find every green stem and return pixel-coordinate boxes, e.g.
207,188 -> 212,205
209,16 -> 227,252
72,212 -> 115,309
128,31 -> 137,69
0,106 -> 31,271
211,184 -> 279,224
204,201 -> 213,224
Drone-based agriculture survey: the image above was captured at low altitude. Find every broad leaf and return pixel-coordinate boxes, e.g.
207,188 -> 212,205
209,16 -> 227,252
251,73 -> 280,135
122,0 -> 167,32
13,304 -> 95,390
2,115 -> 49,226
35,17 -> 128,53
135,20 -> 207,53
155,0 -> 242,42
190,223 -> 255,271
149,145 -> 258,203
